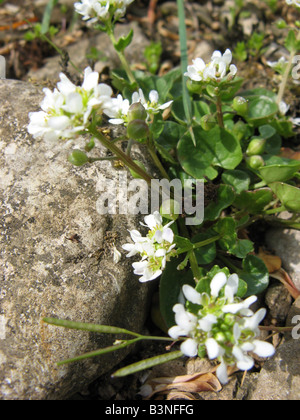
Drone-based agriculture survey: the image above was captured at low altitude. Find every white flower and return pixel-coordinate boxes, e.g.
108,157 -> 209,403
121,211 -> 176,282
74,0 -> 135,24
286,0 -> 300,7
103,94 -> 130,125
291,117 -> 300,126
28,67 -> 113,141
185,48 -> 237,83
279,101 -> 290,116
168,273 -> 275,384
132,89 -> 173,115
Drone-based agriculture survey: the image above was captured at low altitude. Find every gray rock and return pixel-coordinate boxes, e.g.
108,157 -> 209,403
0,79 -> 153,400
248,339 -> 300,400
265,227 -> 300,291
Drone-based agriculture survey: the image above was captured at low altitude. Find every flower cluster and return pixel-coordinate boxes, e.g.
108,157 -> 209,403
28,67 -> 113,141
168,272 -> 275,384
122,211 -> 176,282
74,0 -> 135,24
103,88 -> 173,125
286,0 -> 300,7
185,49 -> 237,84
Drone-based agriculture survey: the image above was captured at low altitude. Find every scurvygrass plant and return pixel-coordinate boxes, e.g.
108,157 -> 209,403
34,0 -> 300,384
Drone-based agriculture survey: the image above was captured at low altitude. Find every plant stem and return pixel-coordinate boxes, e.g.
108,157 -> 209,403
108,30 -> 137,85
188,250 -> 202,281
89,127 -> 152,184
216,95 -> 224,128
276,30 -> 300,105
147,144 -> 170,180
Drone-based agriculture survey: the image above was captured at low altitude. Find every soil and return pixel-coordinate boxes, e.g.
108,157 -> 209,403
1,0 -> 299,401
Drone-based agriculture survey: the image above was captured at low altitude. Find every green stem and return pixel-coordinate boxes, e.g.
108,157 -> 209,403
176,234 -> 221,255
147,144 -> 170,180
108,30 -> 137,85
89,127 -> 152,184
276,30 -> 300,105
188,250 -> 202,281
216,95 -> 224,128
263,205 -> 286,215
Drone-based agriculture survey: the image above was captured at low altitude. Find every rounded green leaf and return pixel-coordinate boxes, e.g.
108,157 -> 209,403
177,127 -> 243,180
269,182 -> 300,212
240,255 -> 269,296
259,161 -> 300,183
246,96 -> 278,126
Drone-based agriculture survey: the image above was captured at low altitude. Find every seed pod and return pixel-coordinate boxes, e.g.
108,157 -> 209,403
246,138 -> 266,156
127,119 -> 149,142
246,155 -> 265,169
127,102 -> 147,123
68,149 -> 88,166
232,96 -> 249,116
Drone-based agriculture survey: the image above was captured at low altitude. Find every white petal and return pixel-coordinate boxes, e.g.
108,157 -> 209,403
210,272 -> 227,297
168,325 -> 186,339
47,116 -> 70,130
149,90 -> 159,104
216,359 -> 228,384
162,227 -> 174,243
199,314 -> 217,332
180,338 -> 198,357
252,340 -> 275,358
205,338 -> 221,359
224,273 -> 239,302
182,285 -> 202,305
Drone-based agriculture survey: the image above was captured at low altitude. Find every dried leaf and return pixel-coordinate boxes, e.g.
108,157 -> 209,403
257,248 -> 282,273
270,268 -> 300,300
142,367 -> 222,399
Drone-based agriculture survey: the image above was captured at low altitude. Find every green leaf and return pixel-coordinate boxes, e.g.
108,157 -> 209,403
233,189 -> 274,213
213,217 -> 237,251
112,351 -> 183,377
240,255 -> 269,296
246,96 -> 278,126
160,259 -> 194,328
231,239 -> 254,259
57,338 -> 140,366
269,182 -> 300,212
285,29 -> 297,53
43,318 -> 139,336
114,29 -> 134,52
174,235 -> 194,253
192,232 -> 217,265
204,185 -> 236,221
177,127 -> 243,180
221,169 -> 251,194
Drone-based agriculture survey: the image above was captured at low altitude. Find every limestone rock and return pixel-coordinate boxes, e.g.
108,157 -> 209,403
0,79 -> 152,400
248,339 -> 300,400
265,227 -> 300,291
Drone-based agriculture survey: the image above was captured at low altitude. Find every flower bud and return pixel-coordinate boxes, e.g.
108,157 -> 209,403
246,155 -> 265,169
160,199 -> 181,221
68,149 -> 88,166
127,119 -> 149,142
127,102 -> 147,123
232,96 -> 248,116
129,159 -> 147,179
200,114 -> 217,131
246,137 -> 266,156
